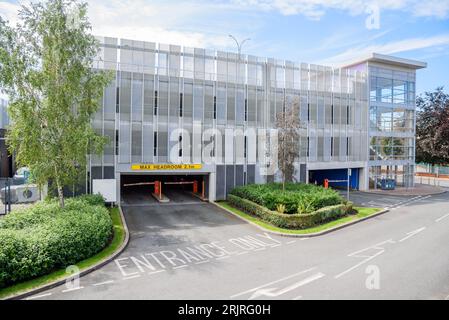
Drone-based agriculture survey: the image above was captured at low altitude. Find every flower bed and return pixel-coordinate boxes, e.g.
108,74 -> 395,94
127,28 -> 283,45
229,183 -> 344,215
227,194 -> 353,230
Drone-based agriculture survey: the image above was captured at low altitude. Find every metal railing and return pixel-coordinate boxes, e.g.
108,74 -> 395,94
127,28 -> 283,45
0,178 -> 11,216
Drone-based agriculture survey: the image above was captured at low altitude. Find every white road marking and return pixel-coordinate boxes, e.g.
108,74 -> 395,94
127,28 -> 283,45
270,244 -> 281,248
335,253 -> 384,279
148,270 -> 166,275
249,273 -> 325,300
286,241 -> 297,245
216,256 -> 231,260
292,295 -> 303,300
93,280 -> 114,287
335,240 -> 394,279
26,293 -> 52,300
237,251 -> 249,256
384,196 -> 428,210
62,286 -> 84,293
436,213 -> 449,223
195,260 -> 210,265
406,195 -> 431,206
399,227 -> 426,243
173,265 -> 189,269
231,267 -> 316,299
123,275 -> 141,281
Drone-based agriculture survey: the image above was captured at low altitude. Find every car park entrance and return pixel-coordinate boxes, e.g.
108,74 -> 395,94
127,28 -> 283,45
120,174 -> 209,205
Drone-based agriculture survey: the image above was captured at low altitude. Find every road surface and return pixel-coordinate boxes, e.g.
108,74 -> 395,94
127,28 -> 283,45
26,190 -> 449,300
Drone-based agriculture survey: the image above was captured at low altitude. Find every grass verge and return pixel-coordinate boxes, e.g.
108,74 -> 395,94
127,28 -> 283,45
217,201 -> 382,235
0,207 -> 125,300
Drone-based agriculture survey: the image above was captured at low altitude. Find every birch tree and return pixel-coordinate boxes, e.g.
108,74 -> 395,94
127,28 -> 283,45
0,0 -> 111,207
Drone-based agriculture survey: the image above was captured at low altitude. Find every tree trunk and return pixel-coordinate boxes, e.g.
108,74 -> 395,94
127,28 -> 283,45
54,168 -> 65,208
57,184 -> 65,208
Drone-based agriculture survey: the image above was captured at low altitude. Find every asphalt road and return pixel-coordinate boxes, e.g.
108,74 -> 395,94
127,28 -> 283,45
26,189 -> 449,300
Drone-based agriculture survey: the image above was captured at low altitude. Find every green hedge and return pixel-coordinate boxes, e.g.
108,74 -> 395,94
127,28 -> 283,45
227,194 -> 352,229
0,195 -> 112,288
230,183 -> 344,214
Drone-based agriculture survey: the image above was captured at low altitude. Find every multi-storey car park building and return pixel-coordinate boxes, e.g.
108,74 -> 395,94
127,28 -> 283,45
89,37 -> 426,203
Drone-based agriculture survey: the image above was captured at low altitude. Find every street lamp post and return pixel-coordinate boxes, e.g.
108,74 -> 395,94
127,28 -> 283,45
229,35 -> 250,183
228,35 -> 251,62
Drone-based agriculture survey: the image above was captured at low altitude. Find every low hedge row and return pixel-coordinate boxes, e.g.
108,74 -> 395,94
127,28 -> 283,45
0,194 -> 112,289
229,183 -> 344,214
227,194 -> 352,230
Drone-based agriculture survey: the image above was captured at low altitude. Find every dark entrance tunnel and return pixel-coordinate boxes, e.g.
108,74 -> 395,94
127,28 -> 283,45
120,174 -> 209,205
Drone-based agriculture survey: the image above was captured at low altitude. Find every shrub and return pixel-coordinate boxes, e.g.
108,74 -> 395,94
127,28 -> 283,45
227,194 -> 350,230
0,196 -> 112,289
74,194 -> 105,207
230,183 -> 344,214
276,204 -> 286,214
297,198 -> 315,215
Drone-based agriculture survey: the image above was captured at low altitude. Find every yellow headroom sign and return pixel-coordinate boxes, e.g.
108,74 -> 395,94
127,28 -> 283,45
131,164 -> 203,171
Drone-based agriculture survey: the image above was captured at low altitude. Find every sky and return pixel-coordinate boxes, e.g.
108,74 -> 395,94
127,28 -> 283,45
1,0 -> 449,95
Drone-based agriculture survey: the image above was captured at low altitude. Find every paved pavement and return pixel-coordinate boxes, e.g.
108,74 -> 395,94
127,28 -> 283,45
362,184 -> 446,196
416,176 -> 449,188
26,189 -> 449,300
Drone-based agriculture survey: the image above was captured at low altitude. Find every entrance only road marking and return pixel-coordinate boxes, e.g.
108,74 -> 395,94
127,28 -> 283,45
114,233 -> 284,277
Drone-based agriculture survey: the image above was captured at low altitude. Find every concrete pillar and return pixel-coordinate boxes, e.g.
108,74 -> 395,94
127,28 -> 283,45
359,165 -> 370,191
208,172 -> 216,202
116,173 -> 121,205
254,164 -> 265,184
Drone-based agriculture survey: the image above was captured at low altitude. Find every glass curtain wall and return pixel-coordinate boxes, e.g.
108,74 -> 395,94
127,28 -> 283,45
368,66 -> 416,188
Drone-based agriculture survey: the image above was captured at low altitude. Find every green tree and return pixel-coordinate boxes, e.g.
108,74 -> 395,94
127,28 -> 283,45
416,87 -> 449,166
0,0 -> 112,207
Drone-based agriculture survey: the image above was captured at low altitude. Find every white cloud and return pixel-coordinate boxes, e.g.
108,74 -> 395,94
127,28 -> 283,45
0,0 -> 232,49
1,0 -> 448,57
412,0 -> 449,19
318,34 -> 449,66
87,0 -> 234,48
231,0 -> 449,19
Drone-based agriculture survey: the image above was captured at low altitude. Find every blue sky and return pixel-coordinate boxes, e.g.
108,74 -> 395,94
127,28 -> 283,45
1,0 -> 449,95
